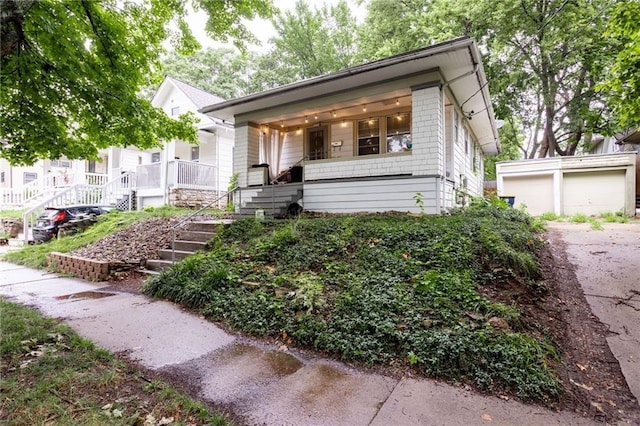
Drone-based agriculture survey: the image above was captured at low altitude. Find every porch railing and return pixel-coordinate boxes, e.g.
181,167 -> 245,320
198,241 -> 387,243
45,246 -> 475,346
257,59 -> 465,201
135,163 -> 162,189
173,160 -> 216,190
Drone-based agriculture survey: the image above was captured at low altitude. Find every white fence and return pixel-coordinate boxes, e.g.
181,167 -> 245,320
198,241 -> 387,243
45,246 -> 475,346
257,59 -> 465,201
136,160 -> 216,190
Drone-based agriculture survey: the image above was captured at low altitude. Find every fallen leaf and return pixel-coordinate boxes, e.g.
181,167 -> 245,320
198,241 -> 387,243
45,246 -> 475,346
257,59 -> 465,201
159,417 -> 174,425
498,395 -> 510,401
570,378 -> 594,391
590,401 -> 604,413
112,409 -> 123,418
101,404 -> 113,410
481,413 -> 492,421
576,363 -> 587,371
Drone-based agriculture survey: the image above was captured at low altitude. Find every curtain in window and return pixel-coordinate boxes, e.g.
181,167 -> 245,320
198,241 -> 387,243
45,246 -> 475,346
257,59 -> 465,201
259,128 -> 285,181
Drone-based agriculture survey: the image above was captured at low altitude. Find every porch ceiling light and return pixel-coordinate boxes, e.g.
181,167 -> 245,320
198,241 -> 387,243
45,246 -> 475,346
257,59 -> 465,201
396,98 -> 400,105
305,116 -> 309,123
363,104 -> 367,112
314,114 -> 318,120
332,111 -> 337,117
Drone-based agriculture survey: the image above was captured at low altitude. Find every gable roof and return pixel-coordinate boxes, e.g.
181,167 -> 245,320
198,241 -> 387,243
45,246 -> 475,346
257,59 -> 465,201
165,77 -> 225,109
201,37 -> 500,154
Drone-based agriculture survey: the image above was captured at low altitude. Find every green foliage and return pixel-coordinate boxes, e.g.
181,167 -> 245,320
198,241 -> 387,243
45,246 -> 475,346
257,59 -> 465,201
601,211 -> 629,223
2,207 -> 192,268
0,0 -> 273,165
269,0 -> 359,80
0,299 -> 230,425
569,213 -> 588,224
0,209 -> 25,218
146,207 -> 562,400
540,212 -> 559,221
598,1 -> 640,129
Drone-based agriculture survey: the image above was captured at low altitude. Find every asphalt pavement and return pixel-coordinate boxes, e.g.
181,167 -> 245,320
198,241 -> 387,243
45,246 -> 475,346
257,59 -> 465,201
0,235 -> 622,425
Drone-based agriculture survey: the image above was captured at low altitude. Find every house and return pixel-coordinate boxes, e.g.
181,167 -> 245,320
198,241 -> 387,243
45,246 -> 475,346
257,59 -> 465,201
0,76 -> 234,211
200,37 -> 500,216
129,76 -> 234,209
497,127 -> 639,217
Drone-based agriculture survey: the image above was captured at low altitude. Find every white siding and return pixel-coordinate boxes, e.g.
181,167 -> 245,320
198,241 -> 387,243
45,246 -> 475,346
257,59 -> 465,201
281,131 -> 304,171
303,177 -> 439,214
330,122 -> 354,159
305,153 -> 413,181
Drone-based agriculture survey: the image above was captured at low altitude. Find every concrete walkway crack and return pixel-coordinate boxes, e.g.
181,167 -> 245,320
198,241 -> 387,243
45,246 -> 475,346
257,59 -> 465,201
367,378 -> 401,425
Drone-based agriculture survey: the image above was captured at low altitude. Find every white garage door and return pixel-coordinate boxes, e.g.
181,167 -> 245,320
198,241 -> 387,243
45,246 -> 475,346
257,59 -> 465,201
502,174 -> 554,215
562,170 -> 626,215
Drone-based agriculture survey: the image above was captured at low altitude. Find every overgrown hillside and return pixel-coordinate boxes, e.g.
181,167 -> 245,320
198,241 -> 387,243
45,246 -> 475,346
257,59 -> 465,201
144,203 -> 561,401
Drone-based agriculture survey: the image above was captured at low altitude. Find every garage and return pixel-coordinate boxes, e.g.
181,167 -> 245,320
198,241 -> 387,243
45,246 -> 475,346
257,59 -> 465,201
562,170 -> 626,215
502,174 -> 554,214
496,152 -> 637,217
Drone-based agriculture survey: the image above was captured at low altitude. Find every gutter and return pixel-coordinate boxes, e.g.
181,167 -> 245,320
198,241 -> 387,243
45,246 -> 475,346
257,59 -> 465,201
199,36 -> 475,115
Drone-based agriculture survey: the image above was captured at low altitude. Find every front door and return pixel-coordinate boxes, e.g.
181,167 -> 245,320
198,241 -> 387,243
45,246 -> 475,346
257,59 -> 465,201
307,126 -> 327,161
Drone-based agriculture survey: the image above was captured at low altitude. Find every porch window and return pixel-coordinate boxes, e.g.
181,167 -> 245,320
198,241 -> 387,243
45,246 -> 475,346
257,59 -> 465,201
386,113 -> 411,152
191,146 -> 200,162
88,160 -> 96,173
1,172 -> 4,183
51,159 -> 71,168
358,118 -> 380,156
24,172 -> 37,184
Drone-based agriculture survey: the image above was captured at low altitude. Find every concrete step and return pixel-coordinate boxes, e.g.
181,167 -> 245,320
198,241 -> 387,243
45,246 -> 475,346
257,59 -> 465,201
185,221 -> 222,233
145,259 -> 173,272
177,230 -> 216,243
173,240 -> 207,252
139,269 -> 161,276
158,249 -> 195,261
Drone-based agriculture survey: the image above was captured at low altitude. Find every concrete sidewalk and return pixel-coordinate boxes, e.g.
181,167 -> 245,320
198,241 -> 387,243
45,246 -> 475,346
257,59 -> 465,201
548,222 -> 640,404
0,257 -> 596,425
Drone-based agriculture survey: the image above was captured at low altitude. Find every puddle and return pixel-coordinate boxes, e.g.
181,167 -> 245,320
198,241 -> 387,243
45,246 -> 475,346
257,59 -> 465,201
217,344 -> 303,376
55,291 -> 116,300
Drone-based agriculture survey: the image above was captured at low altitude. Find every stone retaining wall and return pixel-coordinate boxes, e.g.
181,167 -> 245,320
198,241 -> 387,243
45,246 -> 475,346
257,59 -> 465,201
1,218 -> 23,238
47,252 -> 142,281
169,188 -> 227,209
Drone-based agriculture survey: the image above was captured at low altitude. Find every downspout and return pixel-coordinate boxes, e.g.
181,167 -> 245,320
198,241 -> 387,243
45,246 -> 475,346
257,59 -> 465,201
216,129 -> 220,208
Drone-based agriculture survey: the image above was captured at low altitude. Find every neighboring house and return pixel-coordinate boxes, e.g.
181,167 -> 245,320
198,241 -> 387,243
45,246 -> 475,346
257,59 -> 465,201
131,76 -> 234,208
496,128 -> 639,217
201,37 -> 500,216
0,76 -> 234,211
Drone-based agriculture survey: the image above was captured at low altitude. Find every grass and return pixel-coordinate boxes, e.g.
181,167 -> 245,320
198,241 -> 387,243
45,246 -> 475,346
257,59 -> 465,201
144,203 -> 562,401
0,209 -> 25,219
1,206 -> 201,269
539,210 -> 633,230
0,298 -> 231,425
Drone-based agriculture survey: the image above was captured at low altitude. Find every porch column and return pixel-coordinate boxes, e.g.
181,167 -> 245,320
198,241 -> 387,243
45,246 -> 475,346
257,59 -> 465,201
234,122 -> 261,187
411,83 -> 445,177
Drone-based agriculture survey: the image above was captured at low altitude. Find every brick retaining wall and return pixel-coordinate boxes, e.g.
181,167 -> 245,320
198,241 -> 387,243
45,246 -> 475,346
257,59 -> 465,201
47,252 -> 141,282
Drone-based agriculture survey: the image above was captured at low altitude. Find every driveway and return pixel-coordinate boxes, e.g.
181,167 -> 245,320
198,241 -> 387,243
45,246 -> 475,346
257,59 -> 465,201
547,222 -> 640,403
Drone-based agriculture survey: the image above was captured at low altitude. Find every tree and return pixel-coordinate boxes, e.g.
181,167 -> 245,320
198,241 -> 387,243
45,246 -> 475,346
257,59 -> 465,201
357,0 -> 430,62
159,47 -> 252,99
598,0 -> 640,130
414,0 -> 618,158
269,0 -> 359,80
0,0 -> 273,165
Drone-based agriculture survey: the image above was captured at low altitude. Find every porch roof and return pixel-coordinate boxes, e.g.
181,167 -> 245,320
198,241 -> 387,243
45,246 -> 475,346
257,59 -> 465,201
200,37 -> 500,154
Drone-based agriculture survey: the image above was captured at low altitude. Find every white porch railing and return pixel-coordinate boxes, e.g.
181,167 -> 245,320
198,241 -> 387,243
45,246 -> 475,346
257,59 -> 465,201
136,163 -> 162,189
0,171 -> 108,209
172,160 -> 216,190
135,160 -> 217,190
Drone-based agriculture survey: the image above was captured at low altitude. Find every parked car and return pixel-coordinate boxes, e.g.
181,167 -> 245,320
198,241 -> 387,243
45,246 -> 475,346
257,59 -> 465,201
32,205 -> 113,242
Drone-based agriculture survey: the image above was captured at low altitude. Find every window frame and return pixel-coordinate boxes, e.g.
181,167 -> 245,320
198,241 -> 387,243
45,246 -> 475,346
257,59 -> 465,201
357,118 -> 381,156
385,112 -> 411,153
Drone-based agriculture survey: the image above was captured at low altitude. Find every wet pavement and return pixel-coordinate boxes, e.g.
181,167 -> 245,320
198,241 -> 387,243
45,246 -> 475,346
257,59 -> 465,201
0,242 -> 613,425
548,222 -> 640,403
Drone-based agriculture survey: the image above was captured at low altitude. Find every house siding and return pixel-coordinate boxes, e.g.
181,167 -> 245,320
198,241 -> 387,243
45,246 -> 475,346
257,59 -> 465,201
281,131 -> 304,171
411,85 -> 444,178
303,176 -> 439,214
234,124 -> 260,188
304,153 -> 413,181
330,122 -> 354,159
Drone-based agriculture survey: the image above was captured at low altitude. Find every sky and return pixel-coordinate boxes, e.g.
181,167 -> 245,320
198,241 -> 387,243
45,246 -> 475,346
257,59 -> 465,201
188,0 -> 367,51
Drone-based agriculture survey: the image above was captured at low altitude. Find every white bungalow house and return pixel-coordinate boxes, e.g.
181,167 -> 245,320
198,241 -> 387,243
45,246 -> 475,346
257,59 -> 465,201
200,37 -> 500,216
0,76 -> 234,211
128,76 -> 234,209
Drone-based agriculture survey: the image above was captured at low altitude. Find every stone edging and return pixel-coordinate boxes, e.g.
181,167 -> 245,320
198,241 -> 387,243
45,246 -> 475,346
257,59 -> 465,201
47,252 -> 142,281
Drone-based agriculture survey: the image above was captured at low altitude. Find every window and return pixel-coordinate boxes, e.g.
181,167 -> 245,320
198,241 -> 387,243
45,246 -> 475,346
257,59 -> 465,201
0,172 -> 4,183
24,172 -> 37,184
151,152 -> 161,163
191,146 -> 199,162
386,113 -> 411,153
51,159 -> 71,168
88,160 -> 96,173
472,143 -> 478,174
171,106 -> 180,116
358,118 -> 380,155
